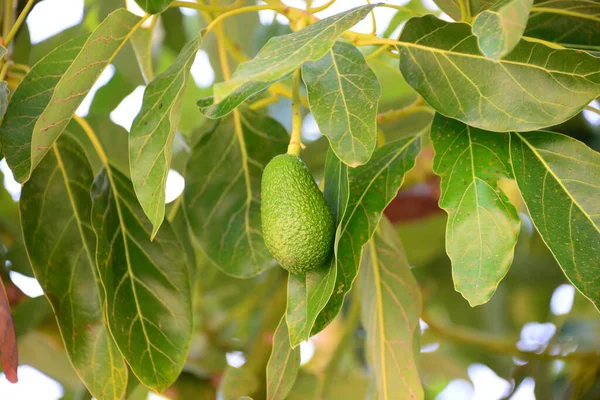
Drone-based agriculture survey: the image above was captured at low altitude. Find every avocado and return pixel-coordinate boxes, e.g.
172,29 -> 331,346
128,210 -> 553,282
261,154 -> 335,275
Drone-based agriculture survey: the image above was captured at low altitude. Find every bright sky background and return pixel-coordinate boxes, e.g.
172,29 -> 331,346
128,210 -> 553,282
0,0 -> 597,398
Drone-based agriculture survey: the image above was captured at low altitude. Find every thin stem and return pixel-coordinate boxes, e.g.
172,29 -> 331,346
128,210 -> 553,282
4,0 -> 34,46
0,60 -> 12,81
249,94 -> 279,110
287,68 -> 303,156
3,0 -> 14,40
585,105 -> 600,116
170,0 -> 244,13
73,115 -> 109,166
377,104 -> 434,124
365,44 -> 390,60
9,63 -> 29,73
200,5 -> 283,38
270,83 -> 309,107
367,0 -> 377,35
423,315 -> 598,361
308,0 -> 336,14
531,7 -> 600,23
522,35 -> 565,49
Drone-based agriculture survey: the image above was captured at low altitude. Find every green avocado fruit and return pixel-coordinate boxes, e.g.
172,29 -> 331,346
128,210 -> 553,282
261,154 -> 335,275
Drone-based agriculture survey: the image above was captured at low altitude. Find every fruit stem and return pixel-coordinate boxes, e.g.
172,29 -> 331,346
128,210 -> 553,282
287,68 -> 303,156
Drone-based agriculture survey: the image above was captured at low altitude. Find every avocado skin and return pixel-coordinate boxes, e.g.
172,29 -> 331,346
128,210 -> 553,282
261,154 -> 335,275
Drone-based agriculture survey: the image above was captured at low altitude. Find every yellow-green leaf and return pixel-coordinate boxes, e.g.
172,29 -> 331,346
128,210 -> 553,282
201,5 -> 375,118
303,42 -> 381,167
431,114 -> 520,306
266,316 -> 301,400
20,136 -> 127,399
510,131 -> 600,308
130,35 -> 201,237
472,0 -> 533,59
360,218 -> 423,400
397,15 -> 600,132
1,9 -> 142,183
184,110 -> 288,278
91,166 -> 192,392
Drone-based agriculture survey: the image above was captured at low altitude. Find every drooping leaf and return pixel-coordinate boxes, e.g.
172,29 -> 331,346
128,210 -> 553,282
360,218 -> 423,400
91,166 -> 192,392
134,0 -> 172,14
509,131 -> 600,308
0,9 -> 142,183
0,278 -> 17,383
20,136 -> 128,399
184,110 -> 288,278
285,151 -> 349,346
313,136 -> 421,334
130,18 -> 157,83
525,0 -> 600,51
431,114 -> 520,306
397,15 -> 600,132
200,5 -> 375,118
0,35 -> 89,182
266,316 -> 301,400
302,42 -> 381,167
130,35 -> 202,238
472,0 -> 533,59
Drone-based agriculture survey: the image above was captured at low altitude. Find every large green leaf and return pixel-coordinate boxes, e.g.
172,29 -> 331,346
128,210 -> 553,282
313,136 -> 421,334
184,110 -> 288,278
91,166 -> 192,392
285,150 -> 349,347
0,35 -> 89,182
525,0 -> 600,51
266,317 -> 301,400
20,136 -> 127,399
302,42 -> 381,167
360,218 -> 423,400
0,9 -> 142,183
134,0 -> 172,14
200,5 -> 375,118
130,35 -> 201,238
397,15 -> 600,132
509,131 -> 600,308
472,0 -> 533,59
431,114 -> 520,306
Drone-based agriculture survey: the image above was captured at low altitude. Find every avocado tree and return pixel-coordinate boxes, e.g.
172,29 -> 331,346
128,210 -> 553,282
0,0 -> 599,398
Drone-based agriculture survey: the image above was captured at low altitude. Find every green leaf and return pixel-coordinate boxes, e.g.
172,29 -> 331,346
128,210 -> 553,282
302,42 -> 381,167
285,151 -> 349,346
360,218 -> 423,400
130,19 -> 156,83
20,136 -> 128,400
431,114 -> 520,306
184,110 -> 288,278
509,131 -> 600,308
0,81 -> 8,121
397,15 -> 600,132
0,9 -> 142,183
134,0 -> 172,14
0,35 -> 89,182
266,316 -> 301,400
472,0 -> 534,59
200,5 -> 375,118
525,0 -> 600,51
432,0 -> 500,21
91,166 -> 192,392
130,35 -> 202,238
313,136 -> 421,334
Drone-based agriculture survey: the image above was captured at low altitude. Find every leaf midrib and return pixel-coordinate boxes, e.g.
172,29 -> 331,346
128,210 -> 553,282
513,132 -> 599,233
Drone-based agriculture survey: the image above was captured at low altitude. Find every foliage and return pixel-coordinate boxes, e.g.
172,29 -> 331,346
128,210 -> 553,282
0,0 -> 599,399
